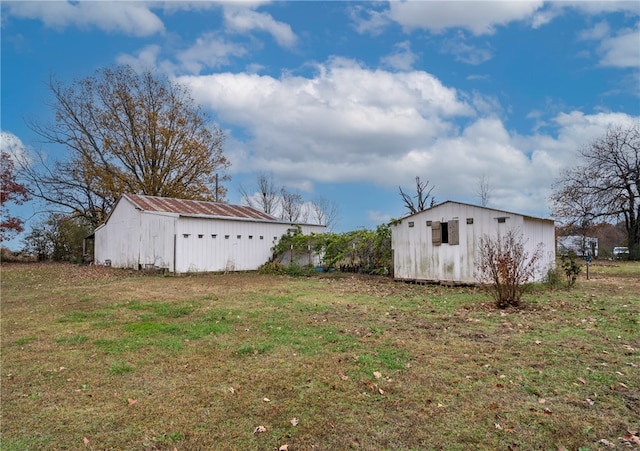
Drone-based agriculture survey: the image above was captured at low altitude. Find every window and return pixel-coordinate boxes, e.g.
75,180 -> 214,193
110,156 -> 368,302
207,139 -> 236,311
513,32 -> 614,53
467,218 -> 474,225
225,235 -> 230,239
426,220 -> 432,227
183,234 -> 190,238
237,235 -> 241,239
441,222 -> 449,244
198,234 -> 204,239
408,221 -> 415,228
431,220 -> 459,246
212,234 -> 217,239
260,236 -> 264,240
497,217 -> 507,223
249,235 -> 253,239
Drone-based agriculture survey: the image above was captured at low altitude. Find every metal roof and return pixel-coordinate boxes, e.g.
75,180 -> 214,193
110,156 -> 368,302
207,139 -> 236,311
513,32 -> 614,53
125,194 -> 278,221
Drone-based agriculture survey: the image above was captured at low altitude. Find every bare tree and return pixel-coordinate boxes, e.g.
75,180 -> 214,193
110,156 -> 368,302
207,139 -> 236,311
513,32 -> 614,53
20,65 -> 230,228
399,176 -> 435,214
550,124 -> 640,260
280,187 -> 304,222
476,174 -> 491,207
310,196 -> 340,230
239,172 -> 278,215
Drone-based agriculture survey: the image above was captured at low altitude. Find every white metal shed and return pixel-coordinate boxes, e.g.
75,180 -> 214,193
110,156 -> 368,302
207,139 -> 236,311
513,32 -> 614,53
391,201 -> 556,284
94,194 -> 326,273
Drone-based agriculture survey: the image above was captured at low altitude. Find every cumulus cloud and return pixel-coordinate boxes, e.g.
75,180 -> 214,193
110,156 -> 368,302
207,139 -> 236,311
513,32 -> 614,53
4,1 -> 164,36
175,58 -> 638,218
375,1 -> 545,36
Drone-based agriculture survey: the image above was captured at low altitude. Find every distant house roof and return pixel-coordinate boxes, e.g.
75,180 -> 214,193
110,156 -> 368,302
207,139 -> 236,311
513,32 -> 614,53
124,193 -> 278,221
398,200 -> 554,224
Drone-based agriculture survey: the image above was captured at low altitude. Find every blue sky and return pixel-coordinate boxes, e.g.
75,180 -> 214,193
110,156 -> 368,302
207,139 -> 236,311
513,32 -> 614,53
2,1 -> 639,248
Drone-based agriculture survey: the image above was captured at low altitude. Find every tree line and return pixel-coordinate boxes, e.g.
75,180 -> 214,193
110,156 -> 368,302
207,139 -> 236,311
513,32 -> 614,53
1,64 -> 638,262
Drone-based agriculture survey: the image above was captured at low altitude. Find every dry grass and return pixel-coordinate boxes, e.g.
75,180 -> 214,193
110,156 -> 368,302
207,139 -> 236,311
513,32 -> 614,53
1,261 -> 638,450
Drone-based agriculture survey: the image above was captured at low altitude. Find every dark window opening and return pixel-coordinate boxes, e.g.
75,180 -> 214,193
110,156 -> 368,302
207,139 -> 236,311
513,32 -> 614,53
249,235 -> 253,239
441,222 -> 449,244
183,234 -> 190,238
198,234 -> 204,239
497,217 -> 507,223
426,220 -> 432,226
237,235 -> 241,239
212,234 -> 217,238
467,218 -> 473,224
408,221 -> 415,228
260,236 -> 264,240
225,235 -> 230,239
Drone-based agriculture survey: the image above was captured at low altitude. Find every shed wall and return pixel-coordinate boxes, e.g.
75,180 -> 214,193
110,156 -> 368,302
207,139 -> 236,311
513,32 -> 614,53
392,203 -> 555,283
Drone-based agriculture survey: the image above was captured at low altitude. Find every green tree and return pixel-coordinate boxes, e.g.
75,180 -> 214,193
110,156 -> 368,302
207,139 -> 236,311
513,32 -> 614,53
20,65 -> 230,228
22,213 -> 92,262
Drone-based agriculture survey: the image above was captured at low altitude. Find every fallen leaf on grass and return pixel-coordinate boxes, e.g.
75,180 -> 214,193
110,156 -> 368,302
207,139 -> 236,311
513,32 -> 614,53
495,423 -> 502,430
83,437 -> 90,445
279,445 -> 289,451
290,418 -> 299,426
586,398 -> 595,406
598,438 -> 616,448
373,371 -> 382,379
620,430 -> 640,446
253,425 -> 267,434
577,377 -> 587,385
263,397 -> 270,402
618,382 -> 628,389
127,398 -> 138,405
378,387 -> 385,395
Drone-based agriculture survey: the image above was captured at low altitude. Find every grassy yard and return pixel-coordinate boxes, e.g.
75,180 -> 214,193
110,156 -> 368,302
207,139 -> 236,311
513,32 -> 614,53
1,262 -> 638,450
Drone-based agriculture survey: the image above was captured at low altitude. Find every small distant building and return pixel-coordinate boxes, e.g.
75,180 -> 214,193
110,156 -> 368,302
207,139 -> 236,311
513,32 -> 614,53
557,235 -> 598,258
391,201 -> 556,284
94,194 -> 325,273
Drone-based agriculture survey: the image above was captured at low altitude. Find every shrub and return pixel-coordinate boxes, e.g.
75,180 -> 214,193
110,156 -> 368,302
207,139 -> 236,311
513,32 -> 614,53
475,229 -> 544,309
560,252 -> 582,287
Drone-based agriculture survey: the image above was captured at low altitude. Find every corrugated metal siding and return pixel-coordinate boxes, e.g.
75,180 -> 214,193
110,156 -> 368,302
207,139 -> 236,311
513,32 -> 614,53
391,202 -> 555,283
96,194 -> 326,273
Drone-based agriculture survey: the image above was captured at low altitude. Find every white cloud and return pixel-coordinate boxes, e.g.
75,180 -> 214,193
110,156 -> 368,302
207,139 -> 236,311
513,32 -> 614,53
578,21 -> 611,41
0,131 -> 30,166
177,33 -> 248,74
381,41 -> 419,71
178,58 -> 473,184
4,1 -> 164,36
440,33 -> 493,65
223,5 -> 297,48
598,25 -> 640,68
382,1 -> 545,36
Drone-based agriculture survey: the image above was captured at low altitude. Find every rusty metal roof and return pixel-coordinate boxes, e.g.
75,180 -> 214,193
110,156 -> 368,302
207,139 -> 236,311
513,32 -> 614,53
124,194 -> 278,221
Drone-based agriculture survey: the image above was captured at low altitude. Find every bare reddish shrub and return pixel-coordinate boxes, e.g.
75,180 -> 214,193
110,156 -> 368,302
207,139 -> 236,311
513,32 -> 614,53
476,229 -> 544,308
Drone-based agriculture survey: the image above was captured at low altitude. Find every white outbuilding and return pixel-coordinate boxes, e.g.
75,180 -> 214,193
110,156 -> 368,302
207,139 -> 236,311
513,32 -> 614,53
391,201 -> 556,284
94,194 -> 326,273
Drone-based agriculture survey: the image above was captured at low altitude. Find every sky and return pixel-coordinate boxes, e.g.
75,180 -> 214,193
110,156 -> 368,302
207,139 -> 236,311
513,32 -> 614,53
1,0 -> 639,249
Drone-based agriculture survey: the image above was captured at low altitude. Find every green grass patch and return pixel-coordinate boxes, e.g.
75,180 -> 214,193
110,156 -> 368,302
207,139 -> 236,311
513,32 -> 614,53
109,361 -> 133,375
14,336 -> 37,346
55,335 -> 89,346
